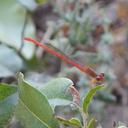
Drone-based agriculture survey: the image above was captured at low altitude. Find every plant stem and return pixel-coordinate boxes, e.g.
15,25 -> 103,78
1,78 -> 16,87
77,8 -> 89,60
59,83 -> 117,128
79,108 -> 88,128
19,10 -> 28,53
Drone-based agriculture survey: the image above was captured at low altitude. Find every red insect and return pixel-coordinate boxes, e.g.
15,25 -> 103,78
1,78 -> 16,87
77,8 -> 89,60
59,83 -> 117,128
24,37 -> 104,83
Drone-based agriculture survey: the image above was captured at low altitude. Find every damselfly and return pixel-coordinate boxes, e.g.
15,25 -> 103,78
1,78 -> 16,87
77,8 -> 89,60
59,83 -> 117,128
24,37 -> 104,84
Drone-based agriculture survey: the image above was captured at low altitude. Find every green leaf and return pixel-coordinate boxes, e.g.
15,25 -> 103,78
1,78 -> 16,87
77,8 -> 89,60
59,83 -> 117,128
48,99 -> 72,110
0,93 -> 18,127
57,117 -> 82,127
0,83 -> 17,101
69,118 -> 82,127
87,118 -> 96,128
82,85 -> 104,113
0,0 -> 35,59
15,73 -> 59,128
40,78 -> 74,109
16,100 -> 50,128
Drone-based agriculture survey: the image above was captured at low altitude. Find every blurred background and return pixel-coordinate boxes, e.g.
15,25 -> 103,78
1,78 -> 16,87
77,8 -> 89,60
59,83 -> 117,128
0,0 -> 128,127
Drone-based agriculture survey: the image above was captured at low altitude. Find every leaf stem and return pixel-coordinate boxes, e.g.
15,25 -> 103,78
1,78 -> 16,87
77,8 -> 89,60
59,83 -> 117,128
79,108 -> 88,128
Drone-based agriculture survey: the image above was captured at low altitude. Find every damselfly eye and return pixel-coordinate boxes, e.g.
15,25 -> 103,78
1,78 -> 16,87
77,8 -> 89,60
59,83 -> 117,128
96,73 -> 105,81
96,76 -> 101,81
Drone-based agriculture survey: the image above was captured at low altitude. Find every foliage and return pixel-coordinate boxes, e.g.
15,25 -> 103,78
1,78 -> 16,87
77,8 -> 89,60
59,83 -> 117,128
0,83 -> 17,101
16,73 -> 59,128
82,85 -> 104,114
15,73 -> 105,128
0,0 -> 128,127
0,72 -> 105,128
15,73 -> 80,127
0,93 -> 17,128
0,83 -> 17,127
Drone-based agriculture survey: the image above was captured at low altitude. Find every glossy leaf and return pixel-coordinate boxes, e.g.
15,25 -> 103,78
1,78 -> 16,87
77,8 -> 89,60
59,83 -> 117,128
15,73 -> 59,128
0,83 -> 17,101
82,85 -> 104,113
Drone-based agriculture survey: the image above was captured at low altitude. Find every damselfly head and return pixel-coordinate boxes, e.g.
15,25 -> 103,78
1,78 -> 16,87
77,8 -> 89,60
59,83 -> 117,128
91,73 -> 105,85
96,73 -> 105,81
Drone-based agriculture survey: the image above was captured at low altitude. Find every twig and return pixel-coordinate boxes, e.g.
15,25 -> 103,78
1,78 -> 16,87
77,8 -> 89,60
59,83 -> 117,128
41,22 -> 54,44
19,10 -> 28,53
0,42 -> 27,62
79,107 -> 88,128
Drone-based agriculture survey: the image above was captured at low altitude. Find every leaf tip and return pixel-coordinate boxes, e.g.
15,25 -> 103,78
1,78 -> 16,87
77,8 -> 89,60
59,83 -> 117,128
17,72 -> 24,85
